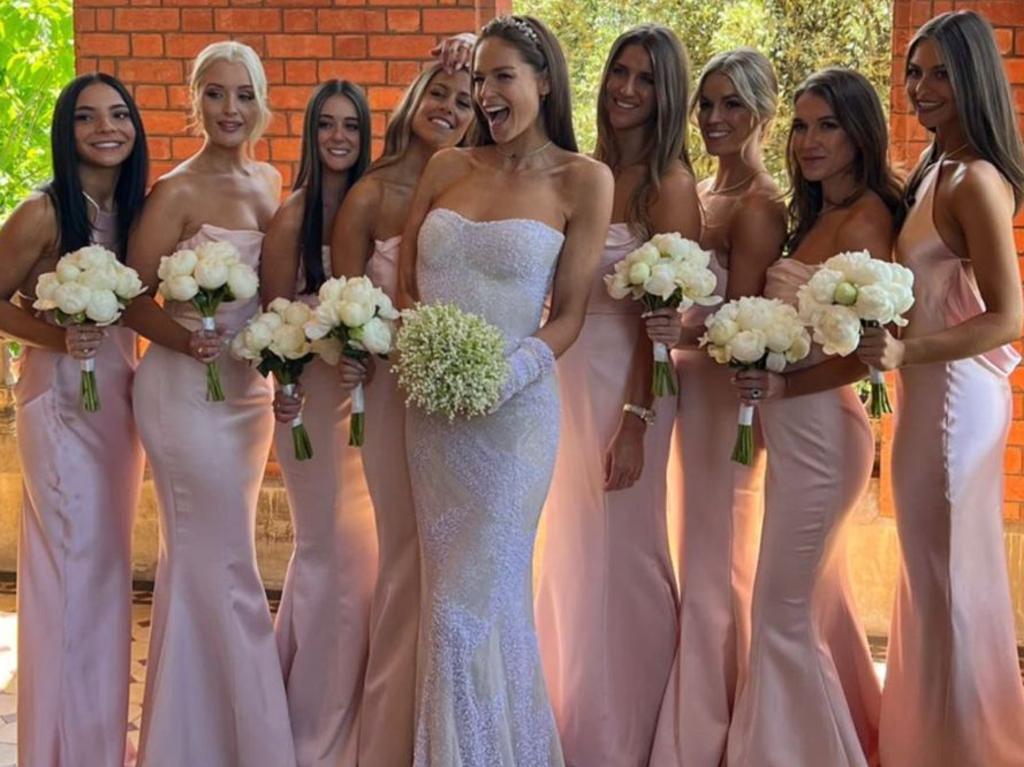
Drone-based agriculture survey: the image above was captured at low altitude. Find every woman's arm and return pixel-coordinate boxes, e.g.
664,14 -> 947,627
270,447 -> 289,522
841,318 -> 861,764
331,178 -> 381,279
261,192 -> 302,303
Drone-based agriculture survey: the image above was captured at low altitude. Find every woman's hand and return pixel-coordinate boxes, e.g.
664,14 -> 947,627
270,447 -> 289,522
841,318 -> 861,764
857,325 -> 906,371
339,355 -> 375,391
644,307 -> 683,349
431,33 -> 476,73
603,413 -> 645,491
273,382 -> 304,424
187,327 -> 224,363
64,324 -> 106,360
732,368 -> 786,404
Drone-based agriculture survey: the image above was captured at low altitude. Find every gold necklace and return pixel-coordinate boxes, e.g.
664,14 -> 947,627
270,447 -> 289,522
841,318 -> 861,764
943,141 -> 970,159
708,170 -> 759,196
495,140 -> 552,162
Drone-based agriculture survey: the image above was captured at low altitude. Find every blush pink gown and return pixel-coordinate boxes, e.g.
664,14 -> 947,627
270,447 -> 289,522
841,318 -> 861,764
726,258 -> 880,767
15,209 -> 145,767
357,235 -> 421,767
133,224 -> 296,767
535,223 -> 678,767
274,246 -> 378,767
880,161 -> 1024,767
649,255 -> 765,767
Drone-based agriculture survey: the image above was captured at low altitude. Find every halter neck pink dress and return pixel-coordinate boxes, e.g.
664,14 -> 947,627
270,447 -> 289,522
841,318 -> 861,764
649,248 -> 765,767
15,208 -> 145,767
535,223 -> 678,767
133,224 -> 295,767
274,245 -> 377,767
357,234 -> 422,767
880,161 -> 1024,766
726,259 -> 880,767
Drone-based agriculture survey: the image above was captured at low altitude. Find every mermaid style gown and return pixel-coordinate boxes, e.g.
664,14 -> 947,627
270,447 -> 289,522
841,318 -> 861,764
880,161 -> 1024,766
133,224 -> 296,767
726,259 -> 880,767
358,235 -> 422,767
406,208 -> 565,767
535,223 -> 678,767
274,246 -> 378,767
16,209 -> 145,767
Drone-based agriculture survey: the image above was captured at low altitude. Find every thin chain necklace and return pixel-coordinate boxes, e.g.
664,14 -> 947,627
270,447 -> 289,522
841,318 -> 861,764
708,170 -> 759,196
495,140 -> 552,163
943,141 -> 970,159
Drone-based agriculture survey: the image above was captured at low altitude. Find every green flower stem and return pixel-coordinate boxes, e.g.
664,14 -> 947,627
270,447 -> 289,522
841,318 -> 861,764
281,382 -> 314,460
348,383 -> 365,447
80,358 -> 99,412
731,403 -> 755,465
868,367 -> 892,417
651,342 -> 678,397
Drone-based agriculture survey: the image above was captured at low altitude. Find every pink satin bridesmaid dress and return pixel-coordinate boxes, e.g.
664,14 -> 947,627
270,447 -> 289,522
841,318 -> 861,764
649,253 -> 765,767
274,245 -> 378,767
357,235 -> 421,767
16,208 -> 145,767
880,161 -> 1024,767
133,224 -> 296,767
726,258 -> 880,767
535,223 -> 678,767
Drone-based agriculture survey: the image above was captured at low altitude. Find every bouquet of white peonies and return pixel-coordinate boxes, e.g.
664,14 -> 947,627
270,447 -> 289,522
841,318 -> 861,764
33,245 -> 146,412
156,241 -> 259,402
232,298 -> 316,460
304,275 -> 397,446
796,250 -> 914,417
700,296 -> 811,465
394,303 -> 509,421
605,232 -> 721,396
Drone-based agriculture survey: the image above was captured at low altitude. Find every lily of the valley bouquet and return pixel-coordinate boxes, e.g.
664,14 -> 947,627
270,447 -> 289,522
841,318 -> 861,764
33,245 -> 145,412
394,302 -> 509,421
701,296 -> 811,465
796,250 -> 914,417
304,276 -> 397,446
232,298 -> 316,460
156,241 -> 259,402
605,232 -> 721,396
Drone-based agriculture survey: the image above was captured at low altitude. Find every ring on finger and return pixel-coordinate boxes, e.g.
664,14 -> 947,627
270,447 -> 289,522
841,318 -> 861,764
751,388 -> 763,399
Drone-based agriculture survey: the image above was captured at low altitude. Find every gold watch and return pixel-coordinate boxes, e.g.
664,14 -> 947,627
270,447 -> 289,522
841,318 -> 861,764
623,403 -> 655,427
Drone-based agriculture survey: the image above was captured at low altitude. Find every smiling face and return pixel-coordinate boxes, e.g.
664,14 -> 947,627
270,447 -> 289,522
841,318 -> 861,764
790,91 -> 856,184
317,94 -> 361,174
473,36 -> 549,144
604,43 -> 655,132
74,82 -> 137,169
410,69 -> 474,148
198,59 -> 259,148
906,37 -> 958,134
697,71 -> 759,157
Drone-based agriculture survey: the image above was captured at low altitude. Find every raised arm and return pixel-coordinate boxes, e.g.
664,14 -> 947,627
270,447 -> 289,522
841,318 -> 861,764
331,177 -> 381,279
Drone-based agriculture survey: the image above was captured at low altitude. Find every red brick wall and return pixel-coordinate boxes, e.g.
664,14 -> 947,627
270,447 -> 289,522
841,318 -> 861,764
889,0 -> 1024,521
73,0 -> 502,187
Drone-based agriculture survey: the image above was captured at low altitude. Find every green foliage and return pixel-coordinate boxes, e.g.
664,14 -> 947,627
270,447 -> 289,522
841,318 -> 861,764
516,0 -> 891,182
0,0 -> 74,222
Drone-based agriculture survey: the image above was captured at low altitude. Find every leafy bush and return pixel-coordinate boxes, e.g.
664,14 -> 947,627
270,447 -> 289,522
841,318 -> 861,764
0,0 -> 74,222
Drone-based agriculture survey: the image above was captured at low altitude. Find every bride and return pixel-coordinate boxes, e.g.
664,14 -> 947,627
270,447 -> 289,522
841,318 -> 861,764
397,14 -> 612,766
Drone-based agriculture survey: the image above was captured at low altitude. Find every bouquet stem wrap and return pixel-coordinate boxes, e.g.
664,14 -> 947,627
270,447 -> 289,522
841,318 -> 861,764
201,315 -> 225,402
652,340 -> 677,397
80,356 -> 99,412
349,382 -> 365,447
281,381 -> 313,461
732,403 -> 755,466
867,366 -> 891,417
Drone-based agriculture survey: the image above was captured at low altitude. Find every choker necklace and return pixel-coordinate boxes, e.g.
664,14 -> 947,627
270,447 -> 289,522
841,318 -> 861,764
708,170 -> 759,196
496,140 -> 552,162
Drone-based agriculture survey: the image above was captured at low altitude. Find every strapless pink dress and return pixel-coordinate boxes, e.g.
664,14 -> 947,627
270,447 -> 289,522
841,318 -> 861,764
133,224 -> 295,767
274,246 -> 377,767
880,161 -> 1024,766
535,223 -> 678,767
649,254 -> 765,767
726,259 -> 880,767
15,209 -> 145,767
357,235 -> 421,767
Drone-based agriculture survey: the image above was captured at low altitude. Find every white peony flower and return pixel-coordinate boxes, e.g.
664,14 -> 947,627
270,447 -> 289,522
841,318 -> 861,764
318,277 -> 347,304
631,243 -> 660,267
805,267 -> 842,305
283,301 -> 313,327
245,319 -> 274,352
194,258 -> 229,290
854,283 -> 896,323
311,337 -> 343,365
707,317 -> 739,347
33,273 -> 61,309
729,329 -> 767,364
765,351 -> 788,373
358,317 -> 393,355
84,290 -> 120,324
605,273 -> 632,300
628,261 -> 652,286
113,267 -> 144,300
735,297 -> 776,331
56,261 -> 82,284
374,292 -> 400,321
74,246 -> 116,271
341,277 -> 376,306
226,263 -> 258,300
644,263 -> 678,300
159,275 -> 199,302
338,299 -> 374,328
786,331 -> 811,362
267,297 -> 291,316
79,266 -> 119,292
195,240 -> 239,265
813,304 -> 861,356
53,282 -> 92,315
270,323 -> 310,360
157,250 -> 198,281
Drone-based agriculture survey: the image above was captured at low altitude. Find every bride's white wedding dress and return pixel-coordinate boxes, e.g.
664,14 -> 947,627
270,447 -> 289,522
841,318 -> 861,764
406,207 -> 566,767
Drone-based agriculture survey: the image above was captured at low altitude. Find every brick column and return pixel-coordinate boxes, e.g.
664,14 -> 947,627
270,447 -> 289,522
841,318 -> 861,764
889,0 -> 1024,521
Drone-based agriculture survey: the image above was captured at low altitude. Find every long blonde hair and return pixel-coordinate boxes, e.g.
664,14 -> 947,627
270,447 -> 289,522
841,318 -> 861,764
189,41 -> 272,144
372,62 -> 453,173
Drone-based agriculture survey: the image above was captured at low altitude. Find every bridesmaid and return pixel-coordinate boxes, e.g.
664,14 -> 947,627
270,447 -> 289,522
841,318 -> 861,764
533,24 -> 696,767
645,48 -> 785,767
260,80 -> 377,767
728,68 -> 902,767
0,73 -> 147,767
126,42 -> 295,766
857,11 -> 1024,766
331,50 -> 474,767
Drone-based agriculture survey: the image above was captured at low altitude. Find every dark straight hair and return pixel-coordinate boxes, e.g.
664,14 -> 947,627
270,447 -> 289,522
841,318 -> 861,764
293,80 -> 372,294
475,15 -> 577,153
785,68 -> 904,253
43,72 -> 148,261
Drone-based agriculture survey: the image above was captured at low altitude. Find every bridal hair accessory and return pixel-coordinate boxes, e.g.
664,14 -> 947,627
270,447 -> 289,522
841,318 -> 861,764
506,16 -> 542,50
